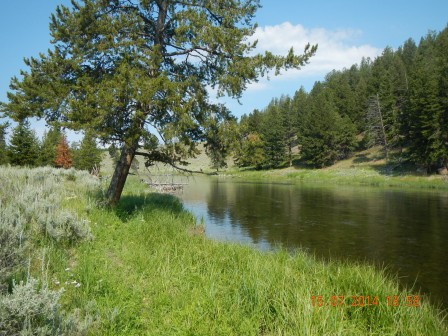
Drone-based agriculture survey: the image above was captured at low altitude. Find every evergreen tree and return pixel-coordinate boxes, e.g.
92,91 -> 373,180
261,100 -> 287,167
205,118 -> 238,171
73,130 -> 102,172
298,83 -> 356,167
39,126 -> 61,166
325,70 -> 358,124
291,87 -> 309,130
234,133 -> 265,169
405,30 -> 448,171
8,120 -> 39,166
54,134 -> 72,169
108,143 -> 120,165
278,95 -> 297,167
0,122 -> 9,165
366,94 -> 389,159
369,47 -> 408,149
246,109 -> 264,135
2,0 -> 316,206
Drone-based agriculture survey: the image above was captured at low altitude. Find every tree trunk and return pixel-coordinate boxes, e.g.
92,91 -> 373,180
106,141 -> 139,207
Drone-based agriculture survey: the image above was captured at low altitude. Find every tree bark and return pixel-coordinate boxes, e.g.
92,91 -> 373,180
106,140 -> 139,207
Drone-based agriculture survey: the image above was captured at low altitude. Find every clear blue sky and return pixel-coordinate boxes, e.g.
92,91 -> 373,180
1,0 -> 447,141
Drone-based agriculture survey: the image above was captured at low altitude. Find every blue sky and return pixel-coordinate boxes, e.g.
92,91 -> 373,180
1,0 -> 447,142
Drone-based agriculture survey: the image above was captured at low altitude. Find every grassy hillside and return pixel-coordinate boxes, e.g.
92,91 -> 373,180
101,145 -> 448,190
217,147 -> 448,190
2,167 -> 446,334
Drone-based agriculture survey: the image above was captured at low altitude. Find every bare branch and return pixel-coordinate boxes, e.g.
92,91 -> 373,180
135,151 -> 206,174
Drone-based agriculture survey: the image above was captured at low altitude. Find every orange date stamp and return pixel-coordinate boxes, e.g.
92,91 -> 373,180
311,295 -> 421,307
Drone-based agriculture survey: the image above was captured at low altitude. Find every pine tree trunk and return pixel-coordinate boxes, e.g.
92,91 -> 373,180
106,141 -> 139,207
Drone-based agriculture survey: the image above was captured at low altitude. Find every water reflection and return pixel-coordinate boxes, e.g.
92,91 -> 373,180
179,177 -> 448,309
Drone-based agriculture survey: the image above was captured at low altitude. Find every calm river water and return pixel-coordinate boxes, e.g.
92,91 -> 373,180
178,176 -> 448,310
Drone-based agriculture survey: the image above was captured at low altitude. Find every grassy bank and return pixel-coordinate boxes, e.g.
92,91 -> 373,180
129,146 -> 448,190
58,176 -> 447,334
2,167 -> 447,334
219,166 -> 448,190
217,148 -> 448,190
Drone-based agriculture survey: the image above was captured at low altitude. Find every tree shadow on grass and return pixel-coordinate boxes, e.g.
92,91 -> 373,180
115,192 -> 184,222
352,154 -> 373,164
366,160 -> 426,177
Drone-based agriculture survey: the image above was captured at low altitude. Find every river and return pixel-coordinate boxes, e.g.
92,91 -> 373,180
177,176 -> 448,310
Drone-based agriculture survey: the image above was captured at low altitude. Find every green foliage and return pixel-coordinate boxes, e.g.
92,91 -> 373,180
107,144 -> 120,163
205,117 -> 238,171
39,126 -> 61,166
0,209 -> 25,293
298,83 -> 357,167
233,26 -> 448,172
234,132 -> 266,169
260,99 -> 288,167
0,122 -> 9,165
236,95 -> 300,169
369,47 -> 408,149
8,120 -> 40,167
1,0 -> 316,204
0,278 -> 61,335
73,130 -> 102,173
404,30 -> 448,171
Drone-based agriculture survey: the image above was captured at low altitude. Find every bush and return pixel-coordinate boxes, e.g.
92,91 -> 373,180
0,167 -> 98,243
0,167 -> 100,335
0,278 -> 93,336
41,211 -> 92,243
0,222 -> 25,294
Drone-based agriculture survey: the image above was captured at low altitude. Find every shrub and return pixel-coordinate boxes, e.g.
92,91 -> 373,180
41,211 -> 92,243
0,167 -> 98,243
0,167 -> 100,335
0,222 -> 25,294
0,278 -> 94,336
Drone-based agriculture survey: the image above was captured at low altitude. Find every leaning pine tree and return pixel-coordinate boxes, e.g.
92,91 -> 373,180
0,0 -> 316,206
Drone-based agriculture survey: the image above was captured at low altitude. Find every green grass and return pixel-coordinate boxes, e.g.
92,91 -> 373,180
221,166 -> 448,190
101,145 -> 448,191
43,175 -> 448,335
218,147 -> 448,190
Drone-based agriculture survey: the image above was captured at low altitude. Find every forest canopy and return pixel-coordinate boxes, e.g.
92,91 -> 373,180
235,26 -> 448,172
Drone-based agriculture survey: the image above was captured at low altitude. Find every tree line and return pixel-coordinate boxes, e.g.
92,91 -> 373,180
1,0 -> 315,206
0,120 -> 102,172
232,26 -> 448,172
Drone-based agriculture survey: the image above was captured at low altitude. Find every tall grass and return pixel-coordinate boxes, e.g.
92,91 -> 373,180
54,176 -> 447,335
1,168 -> 446,334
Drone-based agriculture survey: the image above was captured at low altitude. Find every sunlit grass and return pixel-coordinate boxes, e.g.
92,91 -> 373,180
44,175 -> 448,335
2,165 -> 445,334
221,165 -> 448,190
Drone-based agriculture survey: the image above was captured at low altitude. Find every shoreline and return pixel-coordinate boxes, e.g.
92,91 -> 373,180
3,168 -> 446,334
212,166 -> 448,191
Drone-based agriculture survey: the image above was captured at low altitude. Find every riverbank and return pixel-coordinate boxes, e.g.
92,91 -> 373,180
218,165 -> 448,190
216,148 -> 448,190
2,167 -> 446,334
50,175 -> 446,334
